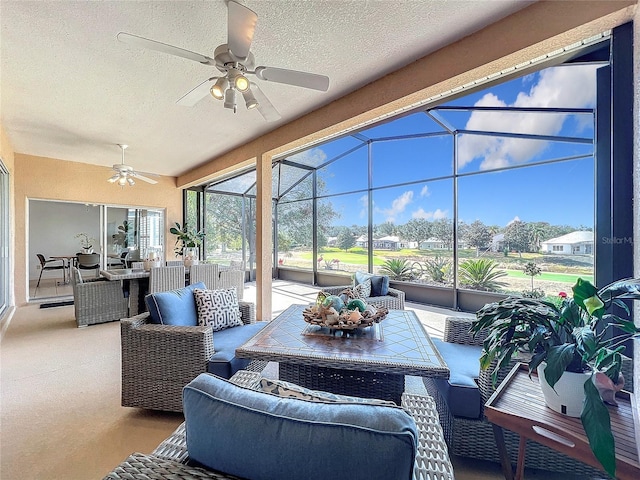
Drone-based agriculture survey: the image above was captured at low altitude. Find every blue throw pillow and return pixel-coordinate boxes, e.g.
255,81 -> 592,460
354,271 -> 389,296
184,373 -> 418,480
145,282 -> 206,326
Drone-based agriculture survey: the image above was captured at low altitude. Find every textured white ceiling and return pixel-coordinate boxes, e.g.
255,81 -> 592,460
0,0 -> 531,177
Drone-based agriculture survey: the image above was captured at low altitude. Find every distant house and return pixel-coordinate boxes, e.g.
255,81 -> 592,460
355,235 -> 368,248
540,231 -> 593,255
326,236 -> 337,246
373,235 -> 399,250
354,235 -> 416,250
420,237 -> 448,250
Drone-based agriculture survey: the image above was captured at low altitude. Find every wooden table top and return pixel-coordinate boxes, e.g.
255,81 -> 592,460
485,363 -> 640,480
236,304 -> 449,378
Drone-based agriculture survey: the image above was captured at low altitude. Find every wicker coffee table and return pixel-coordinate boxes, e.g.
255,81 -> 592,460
236,304 -> 449,404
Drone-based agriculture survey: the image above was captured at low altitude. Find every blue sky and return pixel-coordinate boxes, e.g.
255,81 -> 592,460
302,64 -> 597,230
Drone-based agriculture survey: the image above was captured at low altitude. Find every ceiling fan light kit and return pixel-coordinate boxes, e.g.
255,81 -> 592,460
117,1 -> 329,122
107,144 -> 158,187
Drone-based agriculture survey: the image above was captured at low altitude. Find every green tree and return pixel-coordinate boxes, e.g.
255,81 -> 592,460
336,228 -> 356,251
375,221 -> 396,237
504,220 -> 529,257
464,220 -> 492,256
379,258 -> 414,281
399,218 -> 431,245
458,258 -> 508,292
431,218 -> 453,250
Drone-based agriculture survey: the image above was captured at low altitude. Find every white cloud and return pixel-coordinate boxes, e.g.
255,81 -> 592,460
377,191 -> 413,222
420,185 -> 430,197
412,208 -> 448,220
458,65 -> 597,170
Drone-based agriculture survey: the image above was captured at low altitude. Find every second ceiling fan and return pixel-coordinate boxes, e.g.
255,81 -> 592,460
118,0 -> 330,122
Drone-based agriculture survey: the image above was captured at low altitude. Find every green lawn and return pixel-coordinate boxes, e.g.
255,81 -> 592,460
505,269 -> 593,284
300,251 -> 385,266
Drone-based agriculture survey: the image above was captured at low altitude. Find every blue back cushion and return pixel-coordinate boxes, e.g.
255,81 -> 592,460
354,271 -> 390,296
184,373 -> 418,480
145,282 -> 206,326
431,338 -> 483,418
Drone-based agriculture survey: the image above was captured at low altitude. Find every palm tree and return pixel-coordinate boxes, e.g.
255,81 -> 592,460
379,258 -> 415,281
458,258 -> 508,291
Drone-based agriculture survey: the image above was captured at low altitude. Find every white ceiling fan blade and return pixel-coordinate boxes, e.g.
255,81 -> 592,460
250,82 -> 281,122
117,32 -> 215,66
131,172 -> 158,184
177,77 -> 218,106
227,1 -> 258,61
254,66 -> 329,92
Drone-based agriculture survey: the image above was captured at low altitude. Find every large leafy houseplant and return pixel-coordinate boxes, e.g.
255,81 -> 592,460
169,222 -> 205,257
471,277 -> 640,478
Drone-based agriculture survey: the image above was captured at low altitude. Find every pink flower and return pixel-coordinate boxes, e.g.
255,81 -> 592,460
558,292 -> 567,298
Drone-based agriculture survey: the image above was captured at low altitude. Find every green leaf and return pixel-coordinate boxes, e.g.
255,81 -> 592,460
581,379 -> 616,478
573,278 -> 605,317
544,344 -> 576,387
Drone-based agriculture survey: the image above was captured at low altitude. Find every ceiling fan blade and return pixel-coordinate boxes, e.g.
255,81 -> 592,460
254,66 -> 329,92
250,82 -> 281,122
227,1 -> 257,61
177,77 -> 217,106
117,32 -> 216,66
131,173 -> 158,184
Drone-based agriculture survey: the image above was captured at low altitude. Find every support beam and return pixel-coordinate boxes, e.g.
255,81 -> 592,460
256,153 -> 272,321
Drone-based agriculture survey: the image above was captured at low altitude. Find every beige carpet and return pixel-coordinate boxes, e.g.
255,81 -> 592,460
1,283 -> 592,479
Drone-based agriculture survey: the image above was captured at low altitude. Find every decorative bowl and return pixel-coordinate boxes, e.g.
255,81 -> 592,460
302,305 -> 388,330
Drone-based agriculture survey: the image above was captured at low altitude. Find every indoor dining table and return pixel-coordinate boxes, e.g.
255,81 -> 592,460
50,255 -> 79,284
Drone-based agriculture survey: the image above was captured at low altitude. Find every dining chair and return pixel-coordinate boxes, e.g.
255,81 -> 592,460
148,265 -> 186,293
76,253 -> 101,278
188,263 -> 220,290
34,254 -> 66,296
165,260 -> 183,266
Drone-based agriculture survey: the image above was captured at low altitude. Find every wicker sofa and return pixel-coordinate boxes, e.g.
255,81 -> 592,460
105,370 -> 455,480
322,271 -> 406,310
70,267 -> 129,327
423,315 -> 633,477
120,300 -> 264,412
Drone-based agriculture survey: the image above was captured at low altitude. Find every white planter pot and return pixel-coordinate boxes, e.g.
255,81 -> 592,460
537,362 -> 592,417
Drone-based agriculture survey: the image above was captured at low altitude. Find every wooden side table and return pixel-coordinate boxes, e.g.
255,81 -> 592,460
485,363 -> 639,480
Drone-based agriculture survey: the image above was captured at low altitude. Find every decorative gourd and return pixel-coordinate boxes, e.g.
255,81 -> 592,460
322,295 -> 345,312
347,299 -> 367,312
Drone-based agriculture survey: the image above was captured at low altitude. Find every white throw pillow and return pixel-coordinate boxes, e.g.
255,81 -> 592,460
194,288 -> 243,331
259,378 -> 397,406
352,279 -> 372,299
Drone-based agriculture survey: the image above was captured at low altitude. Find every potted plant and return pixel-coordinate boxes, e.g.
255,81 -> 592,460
75,232 -> 96,254
169,222 -> 205,258
471,277 -> 640,478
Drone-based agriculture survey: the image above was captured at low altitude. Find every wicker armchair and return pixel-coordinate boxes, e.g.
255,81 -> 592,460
322,284 -> 405,310
70,267 -> 129,328
106,370 -> 455,480
424,316 -> 633,476
120,301 -> 257,412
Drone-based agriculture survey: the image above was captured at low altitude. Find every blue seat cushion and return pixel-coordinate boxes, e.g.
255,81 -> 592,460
354,271 -> 389,296
144,282 -> 206,326
431,338 -> 483,418
183,373 -> 418,480
206,322 -> 266,379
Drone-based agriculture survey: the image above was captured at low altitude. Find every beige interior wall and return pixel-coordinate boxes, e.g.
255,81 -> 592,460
0,123 -> 16,325
13,153 -> 181,306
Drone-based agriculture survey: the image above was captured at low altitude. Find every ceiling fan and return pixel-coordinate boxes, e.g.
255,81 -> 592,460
117,0 -> 329,122
108,144 -> 158,187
